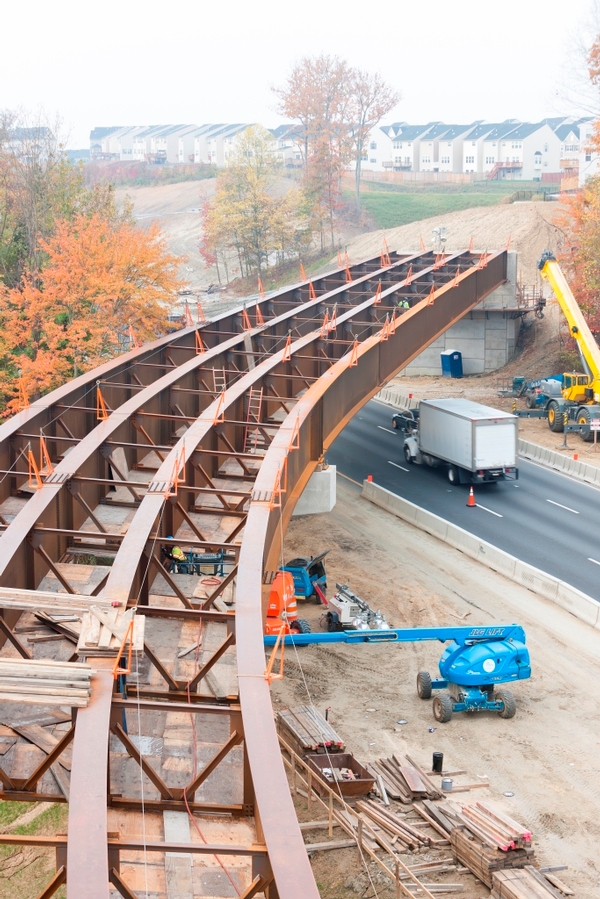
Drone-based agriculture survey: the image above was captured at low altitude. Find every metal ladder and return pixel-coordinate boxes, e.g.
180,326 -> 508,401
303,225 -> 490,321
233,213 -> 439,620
243,387 -> 264,453
213,368 -> 227,396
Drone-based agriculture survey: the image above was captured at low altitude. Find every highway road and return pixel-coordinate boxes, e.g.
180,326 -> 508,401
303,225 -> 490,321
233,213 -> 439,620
328,399 -> 600,603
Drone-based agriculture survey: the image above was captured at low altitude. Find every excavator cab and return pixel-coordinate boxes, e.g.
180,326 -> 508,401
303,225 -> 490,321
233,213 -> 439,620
561,372 -> 592,404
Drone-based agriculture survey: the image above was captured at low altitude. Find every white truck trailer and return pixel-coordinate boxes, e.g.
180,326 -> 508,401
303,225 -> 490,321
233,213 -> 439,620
402,398 -> 518,485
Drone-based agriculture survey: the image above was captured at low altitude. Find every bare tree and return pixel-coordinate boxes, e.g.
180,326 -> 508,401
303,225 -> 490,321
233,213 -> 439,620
350,69 -> 400,213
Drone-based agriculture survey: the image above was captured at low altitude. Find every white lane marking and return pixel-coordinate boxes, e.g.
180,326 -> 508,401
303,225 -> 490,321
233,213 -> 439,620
378,426 -> 397,435
588,557 -> 600,567
388,461 -> 409,472
546,499 -> 579,514
475,503 -> 503,518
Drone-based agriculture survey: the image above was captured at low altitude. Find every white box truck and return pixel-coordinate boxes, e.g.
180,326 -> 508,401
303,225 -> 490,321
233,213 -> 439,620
402,398 -> 518,484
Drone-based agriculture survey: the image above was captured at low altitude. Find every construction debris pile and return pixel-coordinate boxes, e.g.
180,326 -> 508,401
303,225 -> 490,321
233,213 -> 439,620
277,707 -> 575,897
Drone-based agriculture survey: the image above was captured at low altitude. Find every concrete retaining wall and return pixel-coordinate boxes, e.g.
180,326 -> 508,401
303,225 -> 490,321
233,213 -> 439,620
293,465 -> 336,516
361,479 -> 600,630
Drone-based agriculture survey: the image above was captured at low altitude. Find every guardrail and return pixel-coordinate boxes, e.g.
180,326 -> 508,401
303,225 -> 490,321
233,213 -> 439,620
361,480 -> 600,630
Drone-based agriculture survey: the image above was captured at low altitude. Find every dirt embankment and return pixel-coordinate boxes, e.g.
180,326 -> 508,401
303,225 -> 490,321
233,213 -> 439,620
273,479 -> 600,898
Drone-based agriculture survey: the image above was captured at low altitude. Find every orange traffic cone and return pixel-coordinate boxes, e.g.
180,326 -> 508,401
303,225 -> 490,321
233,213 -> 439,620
466,486 -> 476,507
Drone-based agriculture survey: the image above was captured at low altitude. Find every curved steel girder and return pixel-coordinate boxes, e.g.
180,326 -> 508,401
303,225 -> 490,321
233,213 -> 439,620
64,251 -> 506,899
0,252 -> 419,588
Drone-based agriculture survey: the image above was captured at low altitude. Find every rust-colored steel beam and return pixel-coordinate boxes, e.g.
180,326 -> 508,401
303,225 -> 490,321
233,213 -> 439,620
0,249 -> 506,899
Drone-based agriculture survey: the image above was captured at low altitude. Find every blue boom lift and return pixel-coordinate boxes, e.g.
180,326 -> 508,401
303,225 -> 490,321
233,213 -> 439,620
264,624 -> 531,723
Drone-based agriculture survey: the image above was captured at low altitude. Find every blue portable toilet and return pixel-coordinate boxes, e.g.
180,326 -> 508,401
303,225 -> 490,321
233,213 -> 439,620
441,349 -> 463,378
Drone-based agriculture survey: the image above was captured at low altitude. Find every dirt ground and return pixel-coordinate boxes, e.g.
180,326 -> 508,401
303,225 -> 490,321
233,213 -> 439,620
272,478 -> 600,898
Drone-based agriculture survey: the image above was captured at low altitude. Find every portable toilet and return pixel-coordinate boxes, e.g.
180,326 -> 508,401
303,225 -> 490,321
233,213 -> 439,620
440,349 -> 463,378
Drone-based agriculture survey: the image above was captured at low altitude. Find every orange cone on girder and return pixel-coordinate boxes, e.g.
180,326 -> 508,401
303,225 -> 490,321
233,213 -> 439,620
466,486 -> 476,507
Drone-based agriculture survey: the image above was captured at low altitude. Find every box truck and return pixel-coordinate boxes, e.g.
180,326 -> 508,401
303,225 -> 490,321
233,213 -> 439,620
402,398 -> 518,484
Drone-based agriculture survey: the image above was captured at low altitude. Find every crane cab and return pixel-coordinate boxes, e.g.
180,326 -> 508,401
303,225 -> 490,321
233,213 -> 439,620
562,372 -> 593,404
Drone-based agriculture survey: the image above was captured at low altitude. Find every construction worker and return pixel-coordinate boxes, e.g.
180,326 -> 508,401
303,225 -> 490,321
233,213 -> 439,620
162,539 -> 186,571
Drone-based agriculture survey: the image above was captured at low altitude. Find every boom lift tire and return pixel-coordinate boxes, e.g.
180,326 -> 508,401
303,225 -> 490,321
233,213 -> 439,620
547,401 -> 564,432
416,671 -> 432,699
291,618 -> 311,634
496,689 -> 516,719
432,693 -> 453,723
403,445 -> 413,464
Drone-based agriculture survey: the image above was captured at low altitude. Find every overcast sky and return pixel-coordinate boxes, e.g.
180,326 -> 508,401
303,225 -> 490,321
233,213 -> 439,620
2,0 -> 598,147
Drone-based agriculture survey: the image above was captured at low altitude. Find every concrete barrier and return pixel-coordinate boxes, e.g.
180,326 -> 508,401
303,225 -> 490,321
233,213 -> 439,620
518,437 -> 600,487
361,479 -> 600,630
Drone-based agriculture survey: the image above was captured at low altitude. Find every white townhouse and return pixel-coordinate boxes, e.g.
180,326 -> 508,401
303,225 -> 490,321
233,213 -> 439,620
484,122 -> 561,180
578,119 -> 600,185
270,124 -> 304,167
150,125 -> 197,164
356,124 -> 395,172
435,124 -> 477,173
389,123 -> 437,172
192,125 -> 224,164
132,126 -> 163,161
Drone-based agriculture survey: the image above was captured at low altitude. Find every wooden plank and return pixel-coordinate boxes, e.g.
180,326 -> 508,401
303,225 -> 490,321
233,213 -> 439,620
0,586 -> 112,613
163,811 -> 193,899
6,724 -> 72,770
305,839 -> 357,853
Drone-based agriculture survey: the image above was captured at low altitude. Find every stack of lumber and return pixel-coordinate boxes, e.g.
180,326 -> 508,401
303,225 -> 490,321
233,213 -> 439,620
277,706 -> 344,755
450,826 -> 536,888
355,799 -> 432,850
0,658 -> 93,707
76,606 -> 145,658
369,754 -> 442,804
492,867 -> 573,899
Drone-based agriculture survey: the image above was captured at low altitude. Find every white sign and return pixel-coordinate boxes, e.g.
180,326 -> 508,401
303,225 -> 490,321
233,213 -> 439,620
591,419 -> 600,431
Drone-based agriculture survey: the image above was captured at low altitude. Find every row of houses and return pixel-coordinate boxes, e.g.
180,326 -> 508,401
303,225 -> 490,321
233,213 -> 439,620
90,116 -> 594,181
90,123 -> 302,168
362,116 -> 592,181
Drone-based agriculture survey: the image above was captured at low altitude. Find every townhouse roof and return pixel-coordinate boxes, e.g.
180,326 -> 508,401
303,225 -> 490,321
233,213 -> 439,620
555,123 -> 581,141
466,120 -> 519,141
89,126 -> 123,141
391,123 -> 440,141
498,122 -> 549,140
439,124 -> 477,140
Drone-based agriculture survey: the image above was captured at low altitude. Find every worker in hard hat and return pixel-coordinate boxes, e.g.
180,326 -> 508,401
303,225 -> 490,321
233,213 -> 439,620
161,539 -> 186,571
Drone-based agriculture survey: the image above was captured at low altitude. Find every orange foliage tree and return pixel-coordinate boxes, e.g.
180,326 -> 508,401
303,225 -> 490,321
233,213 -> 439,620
0,212 -> 183,413
557,179 -> 600,333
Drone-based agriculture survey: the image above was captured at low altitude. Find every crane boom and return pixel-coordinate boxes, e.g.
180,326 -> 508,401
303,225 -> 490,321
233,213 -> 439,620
538,251 -> 600,394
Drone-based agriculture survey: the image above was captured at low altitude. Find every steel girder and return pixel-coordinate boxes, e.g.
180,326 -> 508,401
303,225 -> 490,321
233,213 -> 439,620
0,250 -> 507,899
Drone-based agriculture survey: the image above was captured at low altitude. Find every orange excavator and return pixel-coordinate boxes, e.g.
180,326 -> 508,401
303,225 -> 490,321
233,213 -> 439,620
264,571 -> 311,636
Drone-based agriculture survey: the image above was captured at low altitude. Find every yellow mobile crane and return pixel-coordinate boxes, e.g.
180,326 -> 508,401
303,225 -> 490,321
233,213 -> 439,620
537,250 -> 600,439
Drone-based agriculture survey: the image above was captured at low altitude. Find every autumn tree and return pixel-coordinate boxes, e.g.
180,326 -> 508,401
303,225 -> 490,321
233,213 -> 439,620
0,109 -> 131,290
0,212 -> 183,413
274,56 -> 400,236
200,126 -> 312,279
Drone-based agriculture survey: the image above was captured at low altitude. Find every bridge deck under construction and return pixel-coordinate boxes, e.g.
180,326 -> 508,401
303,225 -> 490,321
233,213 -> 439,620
0,248 -> 507,899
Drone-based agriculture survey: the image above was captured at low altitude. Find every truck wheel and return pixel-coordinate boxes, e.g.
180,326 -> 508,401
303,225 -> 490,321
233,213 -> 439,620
392,417 -> 399,429
403,445 -> 413,464
547,401 -> 564,432
577,408 -> 593,442
416,671 -> 432,699
447,465 -> 458,484
432,693 -> 453,723
496,690 -> 516,719
291,618 -> 311,634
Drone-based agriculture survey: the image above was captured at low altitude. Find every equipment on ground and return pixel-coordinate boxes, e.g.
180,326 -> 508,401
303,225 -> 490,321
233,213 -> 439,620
161,545 -> 226,576
402,398 -> 518,484
264,570 -> 311,636
325,583 -> 390,632
264,624 -> 531,722
533,251 -> 600,440
280,550 -> 329,601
